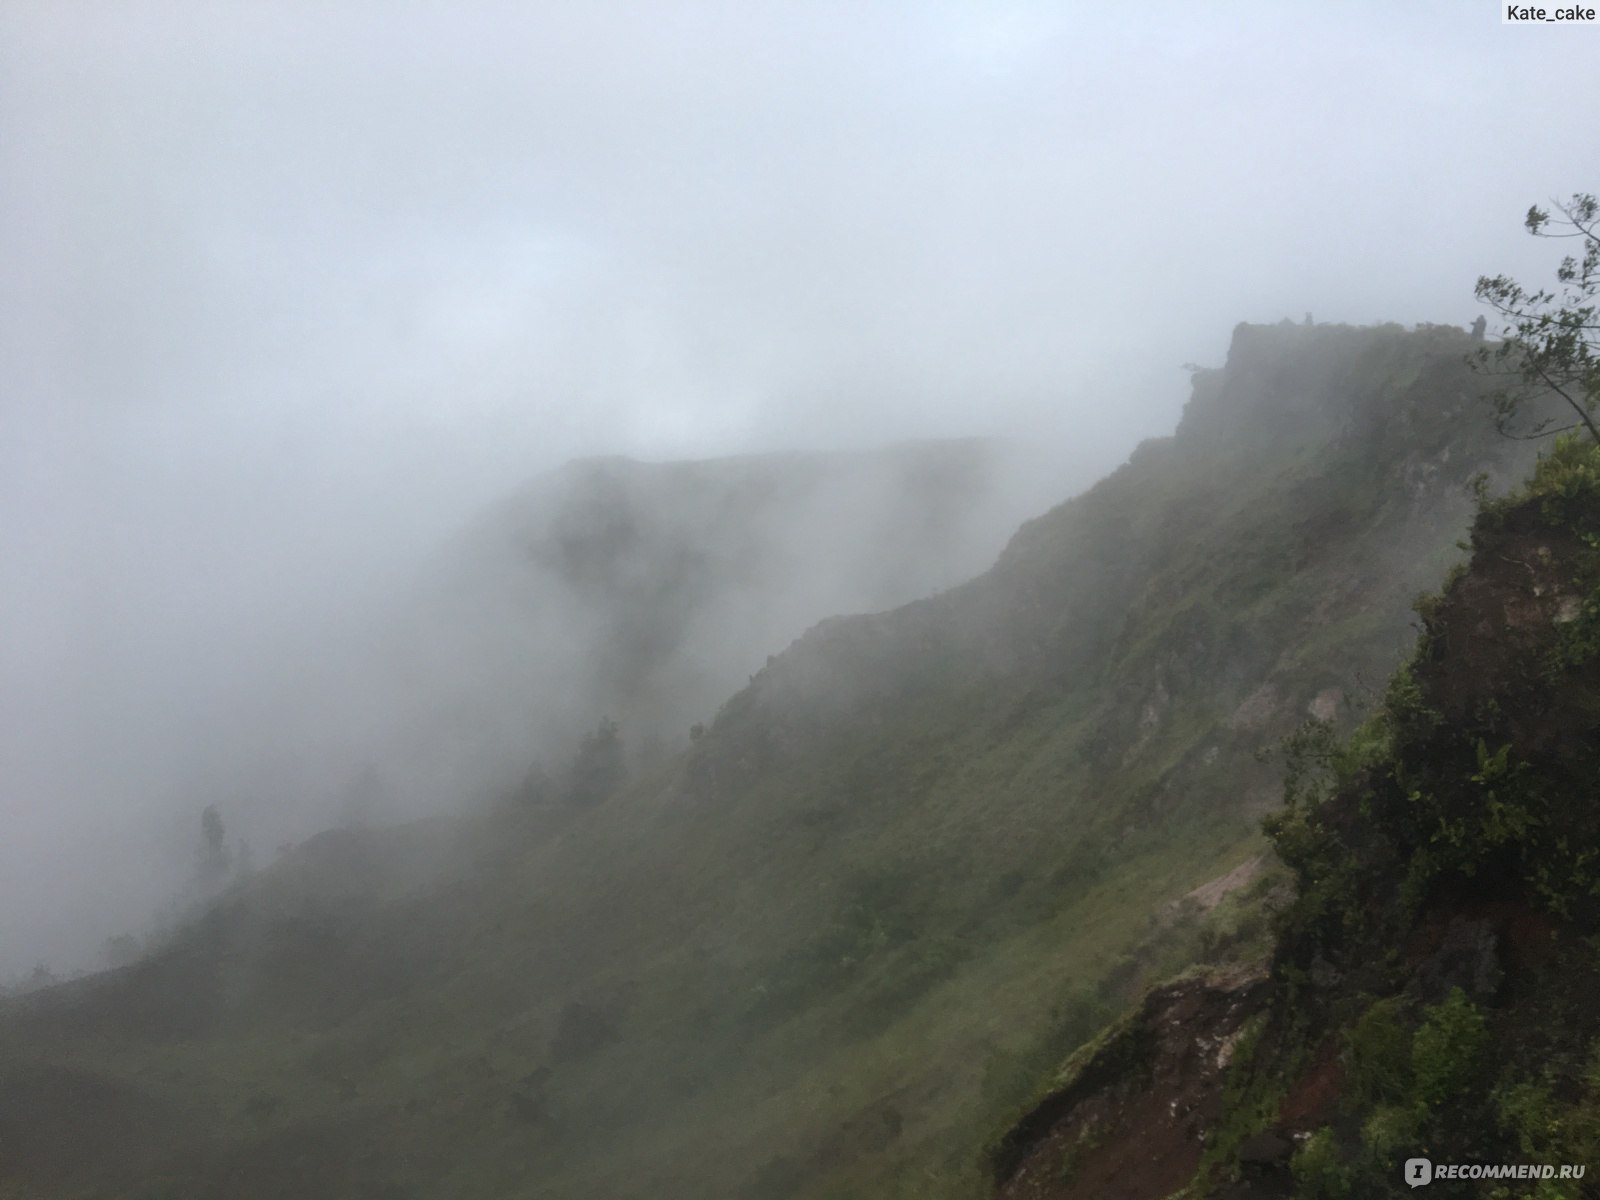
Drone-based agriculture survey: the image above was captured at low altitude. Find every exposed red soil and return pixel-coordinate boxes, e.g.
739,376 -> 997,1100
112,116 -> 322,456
1417,515 -> 1594,753
1276,1037 -> 1343,1128
993,965 -> 1269,1200
1405,899 -> 1557,976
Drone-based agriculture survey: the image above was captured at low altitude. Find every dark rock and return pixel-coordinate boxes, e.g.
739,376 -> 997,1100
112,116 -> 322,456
1411,918 -> 1502,1003
1236,1129 -> 1294,1164
1308,955 -> 1342,989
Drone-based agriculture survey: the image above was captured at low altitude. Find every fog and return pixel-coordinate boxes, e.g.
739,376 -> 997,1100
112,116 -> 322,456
1,1 -> 1596,975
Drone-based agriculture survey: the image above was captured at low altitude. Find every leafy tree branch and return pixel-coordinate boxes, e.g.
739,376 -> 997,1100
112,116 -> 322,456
1473,193 -> 1600,445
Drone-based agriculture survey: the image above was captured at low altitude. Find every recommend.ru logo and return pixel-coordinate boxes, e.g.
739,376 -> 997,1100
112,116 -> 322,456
1403,1157 -> 1587,1185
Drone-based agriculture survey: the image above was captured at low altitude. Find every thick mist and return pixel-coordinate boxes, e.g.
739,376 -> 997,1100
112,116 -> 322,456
201,439 -> 1084,834
2,2 -> 1597,976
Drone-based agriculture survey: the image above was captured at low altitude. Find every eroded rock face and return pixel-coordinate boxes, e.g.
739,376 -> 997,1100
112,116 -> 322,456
1408,917 -> 1503,1004
992,965 -> 1269,1200
1229,685 -> 1282,733
1307,687 -> 1343,722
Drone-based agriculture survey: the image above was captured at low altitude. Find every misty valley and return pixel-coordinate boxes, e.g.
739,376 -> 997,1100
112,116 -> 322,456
8,305 -> 1600,1199
6,9 -> 1600,1199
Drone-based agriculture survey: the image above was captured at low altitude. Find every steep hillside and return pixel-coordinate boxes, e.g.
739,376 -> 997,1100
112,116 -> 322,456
989,438 -> 1600,1198
465,437 -> 1065,740
0,323 -> 1544,1200
286,438 -> 1069,827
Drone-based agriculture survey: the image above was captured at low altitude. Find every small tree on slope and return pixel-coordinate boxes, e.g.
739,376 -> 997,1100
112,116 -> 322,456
1474,192 -> 1600,445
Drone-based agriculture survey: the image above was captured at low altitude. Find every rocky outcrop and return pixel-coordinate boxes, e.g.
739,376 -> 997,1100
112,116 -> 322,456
992,965 -> 1269,1200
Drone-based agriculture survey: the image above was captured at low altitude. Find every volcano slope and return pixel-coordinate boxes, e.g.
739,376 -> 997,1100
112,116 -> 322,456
0,322 -> 1546,1200
407,437 -> 1073,760
990,434 -> 1600,1200
251,437 -> 1070,838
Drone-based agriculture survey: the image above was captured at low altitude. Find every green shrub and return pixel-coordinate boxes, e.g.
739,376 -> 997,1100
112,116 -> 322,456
1412,988 -> 1488,1108
1523,434 -> 1600,526
1345,997 -> 1412,1105
1497,1041 -> 1600,1170
1496,1079 -> 1561,1158
1360,1102 -> 1423,1167
1291,1127 -> 1351,1199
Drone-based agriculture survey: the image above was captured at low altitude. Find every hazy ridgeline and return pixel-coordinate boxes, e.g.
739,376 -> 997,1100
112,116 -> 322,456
5,7 -> 1599,1197
5,0 -> 1591,987
0,320 -> 1562,1200
0,436 -> 1084,980
243,436 -> 1086,836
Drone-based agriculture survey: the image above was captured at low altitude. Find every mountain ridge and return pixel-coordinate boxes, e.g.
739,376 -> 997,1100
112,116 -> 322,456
0,320 -> 1549,1200
989,443 -> 1600,1198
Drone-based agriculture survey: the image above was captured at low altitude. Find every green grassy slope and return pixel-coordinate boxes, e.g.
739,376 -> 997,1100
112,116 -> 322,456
1204,437 -> 1600,1199
992,437 -> 1600,1200
433,437 -> 1059,754
0,322 -> 1542,1200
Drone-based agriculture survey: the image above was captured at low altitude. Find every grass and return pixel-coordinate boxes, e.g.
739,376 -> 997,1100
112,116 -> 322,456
0,322 -> 1550,1200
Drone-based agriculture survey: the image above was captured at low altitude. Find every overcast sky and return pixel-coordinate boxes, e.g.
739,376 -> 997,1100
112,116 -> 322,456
1,0 -> 1597,974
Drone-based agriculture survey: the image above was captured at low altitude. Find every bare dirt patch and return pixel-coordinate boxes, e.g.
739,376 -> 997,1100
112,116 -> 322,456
992,965 -> 1269,1200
